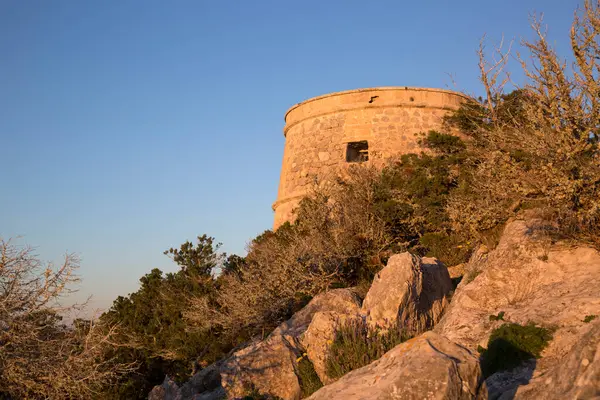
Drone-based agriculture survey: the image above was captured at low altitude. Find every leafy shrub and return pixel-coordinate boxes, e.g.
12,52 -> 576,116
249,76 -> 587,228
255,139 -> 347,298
193,166 -> 395,339
325,318 -> 411,380
296,356 -> 323,398
489,311 -> 505,321
101,236 -> 239,399
421,130 -> 467,154
463,268 -> 482,285
479,322 -> 553,377
419,232 -> 471,267
583,315 -> 598,323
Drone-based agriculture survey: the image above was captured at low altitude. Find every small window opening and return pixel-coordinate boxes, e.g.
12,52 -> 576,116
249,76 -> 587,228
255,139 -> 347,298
346,141 -> 369,162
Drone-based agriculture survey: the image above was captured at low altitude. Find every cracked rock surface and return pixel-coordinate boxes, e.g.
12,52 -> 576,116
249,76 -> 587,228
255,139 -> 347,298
307,331 -> 486,400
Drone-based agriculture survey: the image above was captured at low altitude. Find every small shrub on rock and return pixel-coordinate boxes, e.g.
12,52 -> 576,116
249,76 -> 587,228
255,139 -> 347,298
325,318 -> 411,380
583,315 -> 598,323
241,384 -> 283,400
489,311 -> 505,322
421,130 -> 467,154
479,322 -> 553,378
296,356 -> 323,398
419,232 -> 472,267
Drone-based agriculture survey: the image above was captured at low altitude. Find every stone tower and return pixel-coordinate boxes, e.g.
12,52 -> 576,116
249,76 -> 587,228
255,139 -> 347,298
273,87 -> 468,229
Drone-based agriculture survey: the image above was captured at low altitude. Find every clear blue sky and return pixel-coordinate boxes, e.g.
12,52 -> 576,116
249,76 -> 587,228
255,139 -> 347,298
0,0 -> 577,312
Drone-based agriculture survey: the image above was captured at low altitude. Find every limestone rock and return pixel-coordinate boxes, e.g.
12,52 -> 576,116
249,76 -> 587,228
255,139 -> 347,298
220,333 -> 302,400
272,288 -> 361,338
148,363 -> 225,400
362,252 -> 452,333
447,263 -> 467,279
215,288 -> 360,400
435,217 -> 600,398
148,289 -> 360,400
148,377 -> 182,400
306,331 -> 486,400
512,319 -> 600,399
179,362 -> 224,399
484,360 -> 536,400
300,311 -> 362,385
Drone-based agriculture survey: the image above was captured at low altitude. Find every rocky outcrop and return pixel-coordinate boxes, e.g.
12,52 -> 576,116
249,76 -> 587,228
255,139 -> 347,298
362,253 -> 452,333
220,333 -> 302,399
298,252 -> 454,387
485,320 -> 600,400
300,311 -> 361,385
435,217 -> 600,399
511,318 -> 600,399
306,331 -> 485,400
148,377 -> 182,400
150,219 -> 600,400
271,288 -> 361,338
220,288 -> 361,399
149,288 -> 361,400
148,362 -> 225,400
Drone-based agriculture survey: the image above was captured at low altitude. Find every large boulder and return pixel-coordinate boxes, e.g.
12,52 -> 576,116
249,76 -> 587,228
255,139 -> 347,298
220,333 -> 302,399
300,311 -> 362,385
306,331 -> 486,400
271,288 -> 361,338
220,288 -> 361,399
362,252 -> 452,333
435,217 -> 600,399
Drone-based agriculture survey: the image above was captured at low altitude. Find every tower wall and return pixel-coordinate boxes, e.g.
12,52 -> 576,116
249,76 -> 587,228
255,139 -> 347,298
273,87 -> 468,229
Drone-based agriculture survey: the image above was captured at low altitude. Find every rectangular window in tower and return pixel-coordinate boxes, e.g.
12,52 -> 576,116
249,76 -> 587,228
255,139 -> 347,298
346,141 -> 369,162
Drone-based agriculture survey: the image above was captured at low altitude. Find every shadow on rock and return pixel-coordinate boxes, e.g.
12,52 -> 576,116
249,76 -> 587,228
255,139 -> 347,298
481,338 -> 536,400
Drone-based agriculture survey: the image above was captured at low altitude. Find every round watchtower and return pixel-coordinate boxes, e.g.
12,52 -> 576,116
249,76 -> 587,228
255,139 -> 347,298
273,87 -> 468,229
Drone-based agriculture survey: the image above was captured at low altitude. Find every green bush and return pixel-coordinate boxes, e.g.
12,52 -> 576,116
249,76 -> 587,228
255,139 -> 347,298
489,311 -> 505,322
421,130 -> 467,154
479,322 -> 553,377
100,236 -> 242,399
419,232 -> 471,267
583,315 -> 598,323
463,268 -> 482,285
296,356 -> 323,398
325,318 -> 411,380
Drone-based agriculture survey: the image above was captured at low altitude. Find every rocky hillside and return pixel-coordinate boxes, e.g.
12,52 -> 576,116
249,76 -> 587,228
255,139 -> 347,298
149,216 -> 600,400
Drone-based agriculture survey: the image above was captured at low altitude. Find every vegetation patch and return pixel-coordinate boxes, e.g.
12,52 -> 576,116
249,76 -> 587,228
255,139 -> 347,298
241,384 -> 283,400
479,322 -> 553,378
489,311 -> 505,322
464,268 -> 482,284
419,232 -> 472,267
325,318 -> 411,380
583,315 -> 598,323
296,355 -> 323,398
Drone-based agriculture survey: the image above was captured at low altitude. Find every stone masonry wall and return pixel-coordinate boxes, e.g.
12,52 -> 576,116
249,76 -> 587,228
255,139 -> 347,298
273,87 -> 468,229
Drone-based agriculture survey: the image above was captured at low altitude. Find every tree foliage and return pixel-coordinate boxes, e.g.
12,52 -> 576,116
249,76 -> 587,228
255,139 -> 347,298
444,1 -> 600,243
0,239 -> 134,399
101,235 -> 235,399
